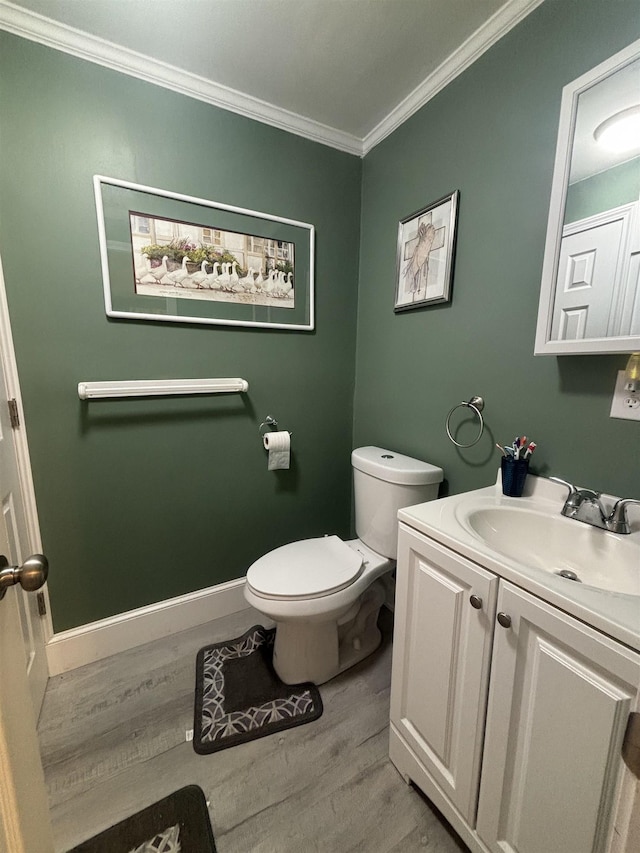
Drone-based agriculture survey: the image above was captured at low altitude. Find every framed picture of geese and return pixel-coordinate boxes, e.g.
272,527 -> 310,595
394,190 -> 459,312
94,175 -> 315,330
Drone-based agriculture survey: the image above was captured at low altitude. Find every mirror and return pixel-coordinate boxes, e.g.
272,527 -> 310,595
535,39 -> 640,355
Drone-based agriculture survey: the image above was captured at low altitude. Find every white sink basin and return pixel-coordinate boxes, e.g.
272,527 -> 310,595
463,507 -> 640,597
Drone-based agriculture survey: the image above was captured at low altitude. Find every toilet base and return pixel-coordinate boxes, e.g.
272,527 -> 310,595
272,580 -> 387,685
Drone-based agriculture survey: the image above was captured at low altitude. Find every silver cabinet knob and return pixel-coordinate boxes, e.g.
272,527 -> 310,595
469,594 -> 483,610
0,554 -> 48,601
497,612 -> 512,629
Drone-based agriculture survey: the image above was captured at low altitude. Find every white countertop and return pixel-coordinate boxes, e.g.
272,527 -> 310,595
398,473 -> 640,652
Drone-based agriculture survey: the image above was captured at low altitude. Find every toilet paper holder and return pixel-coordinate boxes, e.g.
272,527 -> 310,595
259,415 -> 292,437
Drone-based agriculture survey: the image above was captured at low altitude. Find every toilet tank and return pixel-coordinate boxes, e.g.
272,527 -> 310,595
351,446 -> 443,559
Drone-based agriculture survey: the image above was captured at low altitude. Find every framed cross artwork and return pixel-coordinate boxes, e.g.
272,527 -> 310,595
394,190 -> 459,311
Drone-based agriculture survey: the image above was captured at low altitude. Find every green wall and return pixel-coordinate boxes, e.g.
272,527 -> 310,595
354,0 -> 640,501
1,0 -> 639,633
565,157 -> 640,224
0,33 -> 361,631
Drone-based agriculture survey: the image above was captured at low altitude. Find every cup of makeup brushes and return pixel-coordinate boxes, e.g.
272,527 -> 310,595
501,457 -> 529,497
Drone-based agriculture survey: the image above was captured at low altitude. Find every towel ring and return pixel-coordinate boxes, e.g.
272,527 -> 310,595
445,396 -> 485,448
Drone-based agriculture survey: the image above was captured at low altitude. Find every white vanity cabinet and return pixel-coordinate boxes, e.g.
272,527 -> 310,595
389,525 -> 499,823
390,522 -> 640,853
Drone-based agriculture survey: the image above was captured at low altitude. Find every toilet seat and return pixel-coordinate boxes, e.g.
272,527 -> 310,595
246,535 -> 364,600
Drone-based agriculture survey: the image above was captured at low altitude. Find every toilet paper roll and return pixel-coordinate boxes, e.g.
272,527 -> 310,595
263,430 -> 291,470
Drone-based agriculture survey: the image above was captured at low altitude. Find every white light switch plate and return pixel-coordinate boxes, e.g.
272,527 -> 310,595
610,370 -> 640,421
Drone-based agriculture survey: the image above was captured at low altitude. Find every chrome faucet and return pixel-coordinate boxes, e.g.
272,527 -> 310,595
550,478 -> 640,534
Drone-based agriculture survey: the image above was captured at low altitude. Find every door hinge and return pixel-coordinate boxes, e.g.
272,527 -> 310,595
36,591 -> 47,617
8,398 -> 19,429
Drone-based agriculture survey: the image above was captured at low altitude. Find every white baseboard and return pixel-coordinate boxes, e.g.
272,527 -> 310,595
45,578 -> 249,676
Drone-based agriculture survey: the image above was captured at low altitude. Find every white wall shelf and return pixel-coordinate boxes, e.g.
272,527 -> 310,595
77,378 -> 249,400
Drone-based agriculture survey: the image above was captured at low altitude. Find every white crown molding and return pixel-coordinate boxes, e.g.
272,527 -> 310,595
0,0 -> 544,158
362,0 -> 546,155
0,0 -> 362,156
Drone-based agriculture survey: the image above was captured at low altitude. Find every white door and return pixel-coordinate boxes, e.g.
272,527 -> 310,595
0,260 -> 49,714
0,503 -> 54,852
476,581 -> 640,853
0,255 -> 54,850
390,525 -> 498,823
552,205 -> 634,341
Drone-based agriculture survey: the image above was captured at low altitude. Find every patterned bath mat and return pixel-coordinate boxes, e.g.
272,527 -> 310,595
67,785 -> 216,852
193,624 -> 323,754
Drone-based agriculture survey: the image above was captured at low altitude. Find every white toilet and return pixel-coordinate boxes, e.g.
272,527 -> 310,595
244,446 -> 443,685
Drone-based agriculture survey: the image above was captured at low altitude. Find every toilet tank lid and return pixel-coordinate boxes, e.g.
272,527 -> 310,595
352,446 -> 443,485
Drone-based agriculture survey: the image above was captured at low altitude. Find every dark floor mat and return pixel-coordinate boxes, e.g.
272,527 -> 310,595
68,785 -> 215,852
193,624 -> 323,754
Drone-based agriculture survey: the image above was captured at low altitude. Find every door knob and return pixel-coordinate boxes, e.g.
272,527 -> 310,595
0,554 -> 48,601
497,612 -> 512,629
469,594 -> 483,609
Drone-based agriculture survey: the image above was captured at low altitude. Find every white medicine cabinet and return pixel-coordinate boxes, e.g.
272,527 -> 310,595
535,39 -> 640,355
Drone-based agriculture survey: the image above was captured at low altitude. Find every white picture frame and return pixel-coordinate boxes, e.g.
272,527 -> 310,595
94,175 -> 315,331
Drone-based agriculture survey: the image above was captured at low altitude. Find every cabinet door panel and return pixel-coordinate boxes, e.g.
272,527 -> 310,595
476,581 -> 640,853
390,526 -> 498,823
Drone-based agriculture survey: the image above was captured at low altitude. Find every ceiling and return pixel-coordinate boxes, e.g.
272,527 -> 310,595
0,0 -> 544,154
571,56 -> 640,184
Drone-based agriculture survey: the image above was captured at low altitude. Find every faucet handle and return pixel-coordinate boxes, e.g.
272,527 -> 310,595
549,477 -> 600,501
549,477 -> 578,499
607,498 -> 640,535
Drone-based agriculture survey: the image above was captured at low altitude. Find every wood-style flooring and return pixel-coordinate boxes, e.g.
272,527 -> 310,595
37,607 -> 468,853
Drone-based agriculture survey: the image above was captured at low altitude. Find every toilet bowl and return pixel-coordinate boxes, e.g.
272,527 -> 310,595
245,537 -> 391,684
245,446 -> 443,685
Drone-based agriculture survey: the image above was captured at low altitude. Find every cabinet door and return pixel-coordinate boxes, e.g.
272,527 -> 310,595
390,525 -> 498,823
476,581 -> 640,853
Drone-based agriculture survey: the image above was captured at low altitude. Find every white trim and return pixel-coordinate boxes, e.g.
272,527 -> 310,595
562,202 -> 638,238
45,577 -> 250,675
0,1 -> 361,156
362,0 -> 546,154
0,255 -> 52,643
0,0 -> 544,158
